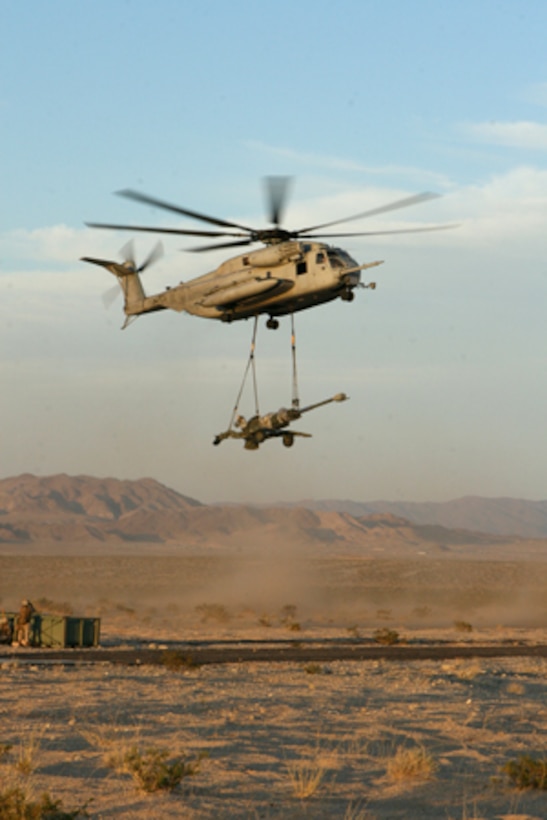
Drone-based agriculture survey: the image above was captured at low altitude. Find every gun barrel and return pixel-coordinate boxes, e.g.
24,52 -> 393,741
300,393 -> 348,414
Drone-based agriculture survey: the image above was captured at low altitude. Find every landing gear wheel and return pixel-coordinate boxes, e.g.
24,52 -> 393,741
266,317 -> 279,330
341,289 -> 354,302
282,433 -> 294,447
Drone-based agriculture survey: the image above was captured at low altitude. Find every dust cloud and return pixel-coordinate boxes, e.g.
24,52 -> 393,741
2,540 -> 547,641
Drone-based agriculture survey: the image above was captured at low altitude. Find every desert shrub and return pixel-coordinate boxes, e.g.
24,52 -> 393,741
346,625 -> 361,638
257,615 -> 272,627
373,628 -> 400,645
286,759 -> 326,799
160,650 -> 199,670
343,802 -> 371,820
287,621 -> 301,632
453,620 -> 473,633
303,663 -> 323,675
195,603 -> 230,624
502,755 -> 547,789
108,745 -> 205,793
385,746 -> 437,782
0,786 -> 89,819
14,731 -> 43,776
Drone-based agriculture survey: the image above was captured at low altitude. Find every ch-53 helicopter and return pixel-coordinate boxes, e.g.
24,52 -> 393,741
81,178 -> 449,330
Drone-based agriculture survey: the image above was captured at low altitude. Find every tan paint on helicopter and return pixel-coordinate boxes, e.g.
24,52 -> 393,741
83,240 -> 381,324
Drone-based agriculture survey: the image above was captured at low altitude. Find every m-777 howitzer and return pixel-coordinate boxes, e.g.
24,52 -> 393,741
213,393 -> 348,450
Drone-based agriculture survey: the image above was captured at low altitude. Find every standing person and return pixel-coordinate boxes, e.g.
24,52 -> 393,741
16,600 -> 36,647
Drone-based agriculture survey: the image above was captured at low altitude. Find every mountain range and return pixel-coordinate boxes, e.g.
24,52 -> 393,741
0,474 -> 546,551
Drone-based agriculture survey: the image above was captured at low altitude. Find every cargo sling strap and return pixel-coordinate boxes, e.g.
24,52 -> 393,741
227,314 -> 300,431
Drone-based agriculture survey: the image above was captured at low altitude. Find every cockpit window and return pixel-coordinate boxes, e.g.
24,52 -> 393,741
326,249 -> 344,268
316,252 -> 325,264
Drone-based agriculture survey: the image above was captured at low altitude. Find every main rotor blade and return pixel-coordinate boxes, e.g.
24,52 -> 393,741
117,189 -> 255,233
86,221 -> 248,238
299,223 -> 458,239
296,191 -> 441,235
264,176 -> 292,226
187,238 -> 255,253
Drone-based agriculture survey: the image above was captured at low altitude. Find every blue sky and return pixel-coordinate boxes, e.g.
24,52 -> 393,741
1,0 -> 547,503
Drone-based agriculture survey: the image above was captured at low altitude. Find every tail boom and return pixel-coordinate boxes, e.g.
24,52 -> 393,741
81,256 -> 167,318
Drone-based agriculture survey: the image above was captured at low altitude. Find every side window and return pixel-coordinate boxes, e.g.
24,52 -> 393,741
296,261 -> 307,275
316,252 -> 325,264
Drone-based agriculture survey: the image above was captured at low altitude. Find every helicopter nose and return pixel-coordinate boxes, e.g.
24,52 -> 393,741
341,268 -> 360,287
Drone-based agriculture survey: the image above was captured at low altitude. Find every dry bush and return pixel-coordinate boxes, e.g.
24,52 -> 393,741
287,621 -> 301,632
373,627 -> 400,645
286,758 -> 327,799
107,745 -> 205,793
0,786 -> 89,819
385,745 -> 437,782
453,620 -> 473,633
503,755 -> 547,789
13,730 -> 44,776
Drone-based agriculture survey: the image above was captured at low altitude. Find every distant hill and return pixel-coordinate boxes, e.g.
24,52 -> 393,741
290,497 -> 547,539
0,474 -> 543,554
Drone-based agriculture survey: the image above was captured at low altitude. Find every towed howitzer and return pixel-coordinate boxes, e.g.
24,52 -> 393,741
213,393 -> 348,450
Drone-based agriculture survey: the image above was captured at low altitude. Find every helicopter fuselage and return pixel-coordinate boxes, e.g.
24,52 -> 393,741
128,240 -> 379,324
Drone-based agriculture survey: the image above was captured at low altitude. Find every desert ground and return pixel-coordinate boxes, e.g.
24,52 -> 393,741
1,545 -> 547,818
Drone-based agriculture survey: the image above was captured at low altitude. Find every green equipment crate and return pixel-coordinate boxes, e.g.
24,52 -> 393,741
33,614 -> 101,648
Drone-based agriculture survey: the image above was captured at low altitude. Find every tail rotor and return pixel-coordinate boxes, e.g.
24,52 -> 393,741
96,240 -> 163,309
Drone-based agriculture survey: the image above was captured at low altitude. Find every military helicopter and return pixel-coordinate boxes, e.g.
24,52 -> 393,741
82,178 -> 448,330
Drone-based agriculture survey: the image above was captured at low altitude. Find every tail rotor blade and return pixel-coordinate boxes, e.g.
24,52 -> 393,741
102,284 -> 121,309
120,239 -> 137,271
138,241 -> 164,273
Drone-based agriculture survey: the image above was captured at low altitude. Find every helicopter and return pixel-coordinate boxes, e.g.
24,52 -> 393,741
81,178 -> 449,330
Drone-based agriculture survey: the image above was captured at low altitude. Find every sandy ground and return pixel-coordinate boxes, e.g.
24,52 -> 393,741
1,547 -> 547,818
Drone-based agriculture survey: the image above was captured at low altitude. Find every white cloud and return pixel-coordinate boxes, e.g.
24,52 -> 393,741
244,140 -> 453,189
463,121 -> 547,151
